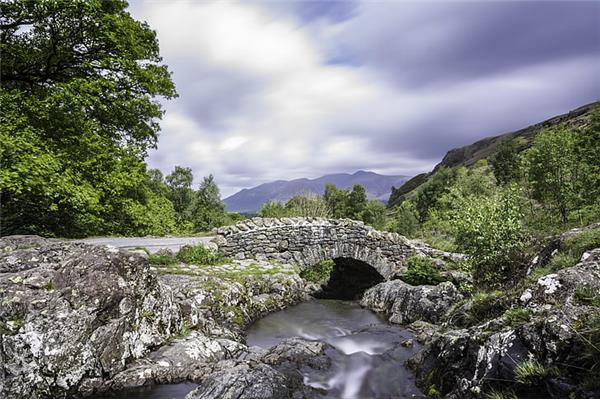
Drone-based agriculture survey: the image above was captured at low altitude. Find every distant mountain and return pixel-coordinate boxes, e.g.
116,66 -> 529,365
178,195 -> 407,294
388,101 -> 598,207
224,170 -> 409,213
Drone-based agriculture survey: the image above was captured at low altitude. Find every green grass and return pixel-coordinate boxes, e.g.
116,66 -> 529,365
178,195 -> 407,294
514,360 -> 557,385
148,253 -> 178,266
176,244 -> 230,265
300,259 -> 334,283
574,286 -> 600,307
503,307 -> 532,326
467,290 -> 507,324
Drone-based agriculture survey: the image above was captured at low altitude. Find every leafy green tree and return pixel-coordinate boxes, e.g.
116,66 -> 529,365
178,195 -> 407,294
259,200 -> 288,218
451,186 -> 527,287
523,128 -> 580,223
347,184 -> 368,219
165,166 -> 194,222
490,138 -> 521,185
190,174 -> 226,232
324,183 -> 349,218
0,0 -> 176,237
147,168 -> 170,198
576,104 -> 600,207
389,201 -> 420,238
359,200 -> 387,230
414,167 -> 459,223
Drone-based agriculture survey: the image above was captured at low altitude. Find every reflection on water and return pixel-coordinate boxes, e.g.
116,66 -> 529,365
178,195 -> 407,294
102,382 -> 197,399
246,299 -> 423,399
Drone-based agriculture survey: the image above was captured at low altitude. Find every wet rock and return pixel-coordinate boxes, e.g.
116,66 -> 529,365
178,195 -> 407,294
186,339 -> 328,399
360,280 -> 463,324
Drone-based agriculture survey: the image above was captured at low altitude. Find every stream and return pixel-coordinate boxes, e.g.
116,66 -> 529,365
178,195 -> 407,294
106,299 -> 423,399
246,299 -> 423,398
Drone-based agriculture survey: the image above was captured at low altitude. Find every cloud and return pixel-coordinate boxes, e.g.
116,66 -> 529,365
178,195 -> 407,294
129,0 -> 599,197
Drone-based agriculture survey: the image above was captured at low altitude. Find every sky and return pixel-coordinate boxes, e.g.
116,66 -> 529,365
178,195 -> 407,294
130,0 -> 600,197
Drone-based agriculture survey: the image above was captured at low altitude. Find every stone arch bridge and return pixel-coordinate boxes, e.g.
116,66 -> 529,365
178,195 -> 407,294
212,217 -> 457,282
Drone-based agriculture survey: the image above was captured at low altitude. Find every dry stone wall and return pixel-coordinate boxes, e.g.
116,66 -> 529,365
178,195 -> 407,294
212,218 -> 457,280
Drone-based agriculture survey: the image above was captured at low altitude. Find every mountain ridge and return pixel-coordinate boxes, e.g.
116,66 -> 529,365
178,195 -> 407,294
224,170 -> 409,213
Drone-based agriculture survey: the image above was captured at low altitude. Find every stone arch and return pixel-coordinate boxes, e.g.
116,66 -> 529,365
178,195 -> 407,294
316,257 -> 386,300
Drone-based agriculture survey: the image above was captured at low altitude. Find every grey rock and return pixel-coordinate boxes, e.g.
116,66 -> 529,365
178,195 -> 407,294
360,280 -> 463,324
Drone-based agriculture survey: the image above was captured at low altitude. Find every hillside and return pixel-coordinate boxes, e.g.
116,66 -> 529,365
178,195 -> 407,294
225,170 -> 409,213
388,101 -> 598,207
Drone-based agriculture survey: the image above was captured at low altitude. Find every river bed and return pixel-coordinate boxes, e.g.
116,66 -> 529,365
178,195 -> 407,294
246,299 -> 423,398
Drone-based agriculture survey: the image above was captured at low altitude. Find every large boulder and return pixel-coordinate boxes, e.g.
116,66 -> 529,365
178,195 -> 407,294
0,236 -> 182,398
360,280 -> 463,324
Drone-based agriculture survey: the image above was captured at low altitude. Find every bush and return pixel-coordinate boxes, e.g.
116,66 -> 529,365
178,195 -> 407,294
564,228 -> 600,261
574,287 -> 600,307
300,259 -> 334,283
388,201 -> 420,238
148,253 -> 178,266
401,256 -> 445,286
451,186 -> 528,288
176,244 -> 227,265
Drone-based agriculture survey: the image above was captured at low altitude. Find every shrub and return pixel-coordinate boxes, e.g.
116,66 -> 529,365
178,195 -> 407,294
300,259 -> 334,283
503,308 -> 532,326
388,201 -> 420,238
401,256 -> 445,286
176,244 -> 227,265
546,253 -> 578,271
451,186 -> 528,288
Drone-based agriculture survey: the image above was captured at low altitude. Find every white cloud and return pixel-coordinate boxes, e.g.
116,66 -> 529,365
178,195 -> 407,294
130,1 -> 599,198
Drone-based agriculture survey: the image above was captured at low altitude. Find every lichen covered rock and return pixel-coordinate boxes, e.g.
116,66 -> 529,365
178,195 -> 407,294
360,280 -> 463,324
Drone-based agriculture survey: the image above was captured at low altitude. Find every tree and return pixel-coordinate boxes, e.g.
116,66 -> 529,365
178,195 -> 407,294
524,128 -> 580,223
414,167 -> 459,223
324,183 -> 349,218
0,0 -> 177,237
165,166 -> 194,221
190,174 -> 226,232
389,201 -> 420,238
347,184 -> 367,219
359,200 -> 387,230
490,138 -> 521,185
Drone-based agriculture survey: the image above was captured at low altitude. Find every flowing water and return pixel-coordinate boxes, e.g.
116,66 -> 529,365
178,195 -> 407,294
246,299 -> 423,399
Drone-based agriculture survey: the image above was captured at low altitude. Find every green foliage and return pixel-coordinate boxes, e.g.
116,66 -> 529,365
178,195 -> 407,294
176,244 -> 227,265
574,287 -> 600,307
401,256 -> 445,286
523,128 -> 581,223
148,253 -> 178,266
388,200 -> 420,238
324,183 -> 350,218
300,259 -> 334,283
467,291 -> 507,324
359,200 -> 387,230
190,174 -> 227,232
259,200 -> 288,218
414,167 -> 459,223
490,138 -> 521,185
0,0 -> 177,237
503,308 -> 532,326
514,360 -> 557,386
546,253 -> 578,271
563,228 -> 600,261
451,186 -> 527,287
165,166 -> 194,222
285,193 -> 331,218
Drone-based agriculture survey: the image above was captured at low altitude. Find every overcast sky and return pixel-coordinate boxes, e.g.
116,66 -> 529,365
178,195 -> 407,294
130,0 -> 600,197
